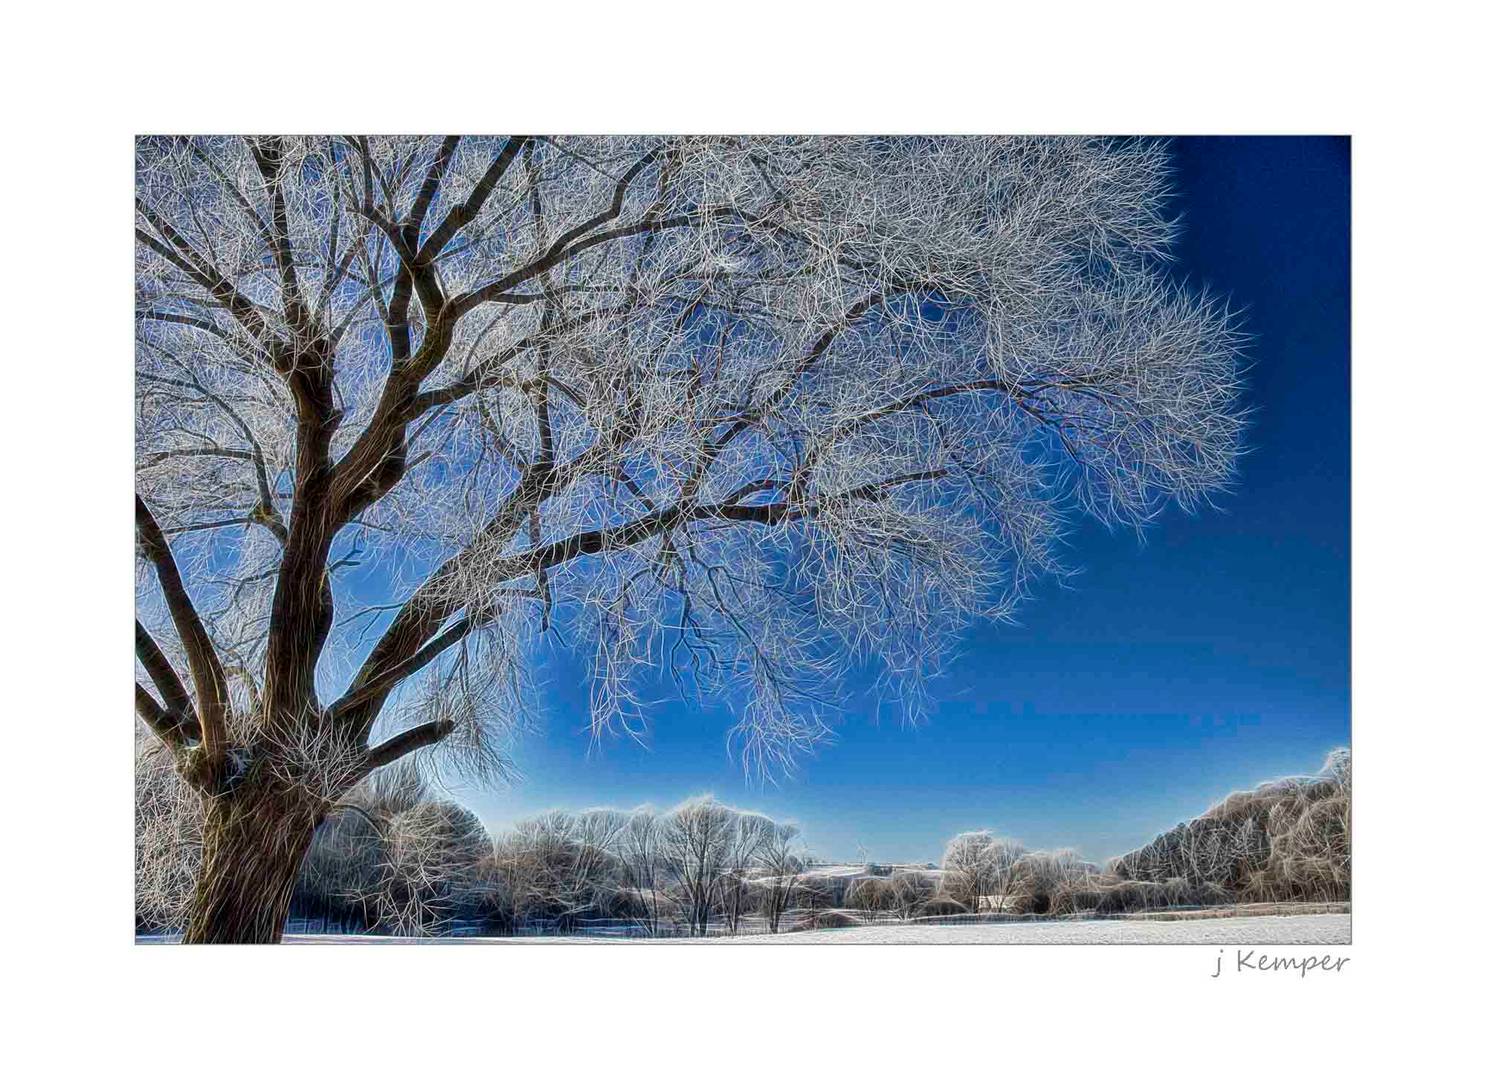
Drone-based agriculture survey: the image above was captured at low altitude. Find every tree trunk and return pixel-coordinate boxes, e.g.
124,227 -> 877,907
183,784 -> 320,944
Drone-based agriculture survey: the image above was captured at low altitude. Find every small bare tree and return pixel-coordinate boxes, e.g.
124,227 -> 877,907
660,796 -> 740,936
615,808 -> 670,936
886,870 -> 937,921
135,135 -> 1244,941
845,876 -> 894,921
941,831 -> 1025,913
1007,849 -> 1090,915
491,809 -> 625,932
756,822 -> 806,934
295,763 -> 496,936
363,800 -> 494,936
720,811 -> 773,934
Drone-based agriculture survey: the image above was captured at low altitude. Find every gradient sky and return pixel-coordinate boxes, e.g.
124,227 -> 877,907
449,136 -> 1351,864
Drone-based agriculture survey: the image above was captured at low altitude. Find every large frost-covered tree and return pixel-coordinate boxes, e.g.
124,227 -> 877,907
134,135 -> 1243,942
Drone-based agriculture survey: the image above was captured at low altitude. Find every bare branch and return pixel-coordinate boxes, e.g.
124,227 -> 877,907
362,719 -> 457,776
135,495 -> 230,756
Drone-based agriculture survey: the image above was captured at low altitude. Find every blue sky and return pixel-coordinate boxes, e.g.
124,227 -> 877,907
448,137 -> 1351,864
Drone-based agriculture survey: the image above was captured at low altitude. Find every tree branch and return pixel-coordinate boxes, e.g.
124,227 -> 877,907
134,206 -> 279,348
135,618 -> 198,727
416,136 -> 528,263
448,214 -> 699,317
135,495 -> 230,756
408,136 -> 462,243
327,616 -> 473,723
338,461 -> 948,740
360,718 -> 456,778
246,136 -> 312,335
135,682 -> 196,750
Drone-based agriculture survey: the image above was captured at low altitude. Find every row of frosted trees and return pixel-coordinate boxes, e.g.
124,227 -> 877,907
137,741 -> 1349,937
471,795 -> 814,937
929,748 -> 1352,919
138,744 -> 815,937
1105,748 -> 1351,907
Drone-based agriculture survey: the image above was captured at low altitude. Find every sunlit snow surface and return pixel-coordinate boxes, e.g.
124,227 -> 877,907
271,914 -> 1349,945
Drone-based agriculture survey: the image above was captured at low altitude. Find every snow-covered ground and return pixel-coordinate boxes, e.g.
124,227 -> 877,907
280,913 -> 1349,945
713,913 -> 1350,945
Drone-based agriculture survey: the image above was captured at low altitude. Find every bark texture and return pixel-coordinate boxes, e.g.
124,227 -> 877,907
183,782 -> 321,945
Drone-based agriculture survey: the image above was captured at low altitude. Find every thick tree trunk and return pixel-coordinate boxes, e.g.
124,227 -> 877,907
183,784 -> 320,944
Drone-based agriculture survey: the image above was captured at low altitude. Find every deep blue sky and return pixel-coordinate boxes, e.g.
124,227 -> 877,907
453,137 -> 1351,864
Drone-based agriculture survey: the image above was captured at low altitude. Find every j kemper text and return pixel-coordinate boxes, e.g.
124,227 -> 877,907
1210,950 -> 1350,977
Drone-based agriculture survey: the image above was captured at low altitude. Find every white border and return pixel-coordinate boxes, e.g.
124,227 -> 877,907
3,1 -> 1480,1074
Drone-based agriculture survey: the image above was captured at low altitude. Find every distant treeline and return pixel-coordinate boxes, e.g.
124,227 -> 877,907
135,745 -> 1349,937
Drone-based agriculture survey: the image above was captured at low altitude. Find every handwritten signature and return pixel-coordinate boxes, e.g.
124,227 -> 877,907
1210,948 -> 1350,977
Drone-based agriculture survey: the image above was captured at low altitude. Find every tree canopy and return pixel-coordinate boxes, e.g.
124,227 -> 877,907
134,135 -> 1243,940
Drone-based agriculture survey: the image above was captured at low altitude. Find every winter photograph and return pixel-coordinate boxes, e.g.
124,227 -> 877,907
20,4 -> 1487,1075
132,133 -> 1350,947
